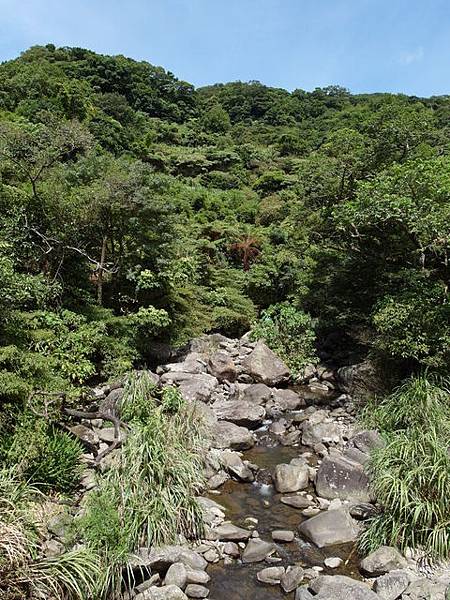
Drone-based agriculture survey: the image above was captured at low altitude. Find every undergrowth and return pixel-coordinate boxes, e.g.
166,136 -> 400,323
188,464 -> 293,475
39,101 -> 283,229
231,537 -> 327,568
75,371 -> 207,597
0,467 -> 101,600
359,374 -> 450,560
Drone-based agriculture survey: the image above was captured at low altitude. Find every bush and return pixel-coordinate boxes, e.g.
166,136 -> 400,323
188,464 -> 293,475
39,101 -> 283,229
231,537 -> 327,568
75,372 -> 206,596
5,417 -> 83,493
360,375 -> 450,560
251,302 -> 317,374
0,468 -> 101,600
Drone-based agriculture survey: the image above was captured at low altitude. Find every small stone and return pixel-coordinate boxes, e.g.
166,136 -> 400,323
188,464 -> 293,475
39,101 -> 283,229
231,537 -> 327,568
301,507 -> 320,517
271,530 -> 295,543
214,523 -> 251,541
242,539 -> 275,563
280,495 -> 311,509
324,557 -> 342,569
203,549 -> 218,563
256,566 -> 285,585
223,542 -> 240,557
184,584 -> 209,598
281,566 -> 304,592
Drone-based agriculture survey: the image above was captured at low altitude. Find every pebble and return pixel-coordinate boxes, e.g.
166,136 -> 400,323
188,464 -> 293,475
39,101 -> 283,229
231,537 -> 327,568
324,557 -> 343,568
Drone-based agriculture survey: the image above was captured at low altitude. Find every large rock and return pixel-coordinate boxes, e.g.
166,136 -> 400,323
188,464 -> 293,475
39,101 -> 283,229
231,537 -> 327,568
184,584 -> 209,598
136,585 -> 188,600
373,570 -> 410,600
315,454 -> 371,502
218,450 -> 254,482
273,463 -> 309,493
241,341 -> 290,386
350,430 -> 385,455
160,372 -> 218,403
302,421 -> 343,446
208,351 -> 237,382
298,509 -> 360,548
242,539 -> 275,563
281,566 -> 304,592
212,400 -> 265,429
214,523 -> 252,541
210,421 -> 255,450
165,563 -> 188,589
359,546 -> 407,576
164,352 -> 207,374
266,389 -> 305,414
257,566 -> 285,585
140,546 -> 207,573
241,383 -> 273,404
309,575 -> 380,600
337,360 -> 385,398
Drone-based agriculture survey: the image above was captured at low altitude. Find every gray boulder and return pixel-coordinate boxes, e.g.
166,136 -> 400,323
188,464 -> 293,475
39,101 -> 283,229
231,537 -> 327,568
141,546 -> 207,573
212,400 -> 265,429
373,570 -> 410,600
273,463 -> 309,493
242,539 -> 275,563
214,523 -> 252,541
164,352 -> 207,374
315,454 -> 371,502
241,341 -> 290,386
302,421 -> 343,446
267,388 -> 305,414
309,575 -> 380,600
298,509 -> 360,548
136,585 -> 188,600
271,529 -> 295,542
350,430 -> 385,455
241,383 -> 273,404
281,566 -> 304,592
210,421 -> 255,450
360,546 -> 407,576
160,372 -> 218,403
208,351 -> 237,382
184,584 -> 209,598
165,563 -> 188,589
257,566 -> 285,585
280,495 -> 312,509
218,450 -> 254,482
185,570 -> 210,585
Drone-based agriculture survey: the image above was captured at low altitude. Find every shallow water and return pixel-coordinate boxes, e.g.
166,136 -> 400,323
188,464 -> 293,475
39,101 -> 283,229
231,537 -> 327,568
208,430 -> 361,599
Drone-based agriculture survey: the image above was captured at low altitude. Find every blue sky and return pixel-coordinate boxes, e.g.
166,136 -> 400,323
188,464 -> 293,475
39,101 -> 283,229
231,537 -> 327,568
1,0 -> 449,96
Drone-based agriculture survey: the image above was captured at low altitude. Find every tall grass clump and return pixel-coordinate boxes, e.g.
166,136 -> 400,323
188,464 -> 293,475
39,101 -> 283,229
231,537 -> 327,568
359,374 -> 450,560
76,371 -> 207,597
0,467 -> 101,600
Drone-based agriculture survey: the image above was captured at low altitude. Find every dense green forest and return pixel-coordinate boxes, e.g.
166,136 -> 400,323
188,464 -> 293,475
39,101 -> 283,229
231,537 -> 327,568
0,44 -> 449,598
1,44 -> 449,399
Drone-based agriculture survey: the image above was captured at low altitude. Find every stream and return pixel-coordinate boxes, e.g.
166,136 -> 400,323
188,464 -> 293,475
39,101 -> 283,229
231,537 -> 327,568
207,415 -> 361,599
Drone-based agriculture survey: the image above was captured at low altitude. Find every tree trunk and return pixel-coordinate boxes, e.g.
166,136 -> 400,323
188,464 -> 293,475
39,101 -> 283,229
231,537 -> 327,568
97,235 -> 107,305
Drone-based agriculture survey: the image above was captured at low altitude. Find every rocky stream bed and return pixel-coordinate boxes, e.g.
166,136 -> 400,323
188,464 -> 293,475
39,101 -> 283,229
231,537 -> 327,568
46,334 -> 450,600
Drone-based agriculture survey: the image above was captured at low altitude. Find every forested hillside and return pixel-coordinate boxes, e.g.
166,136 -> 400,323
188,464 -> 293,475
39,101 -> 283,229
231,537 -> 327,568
0,45 -> 449,598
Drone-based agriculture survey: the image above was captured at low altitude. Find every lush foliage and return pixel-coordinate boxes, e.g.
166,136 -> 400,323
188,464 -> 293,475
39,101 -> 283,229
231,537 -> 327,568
0,468 -> 101,599
251,302 -> 317,373
360,375 -> 450,560
75,372 -> 206,597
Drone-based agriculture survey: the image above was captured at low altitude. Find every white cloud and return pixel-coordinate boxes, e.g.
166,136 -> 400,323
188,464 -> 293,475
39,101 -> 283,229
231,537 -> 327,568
399,46 -> 424,66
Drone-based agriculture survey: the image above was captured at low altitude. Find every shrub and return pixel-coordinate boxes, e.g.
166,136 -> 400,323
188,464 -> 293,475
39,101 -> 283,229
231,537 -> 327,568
0,468 -> 101,600
251,302 -> 317,374
360,375 -> 450,560
5,416 -> 83,493
76,372 -> 206,596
